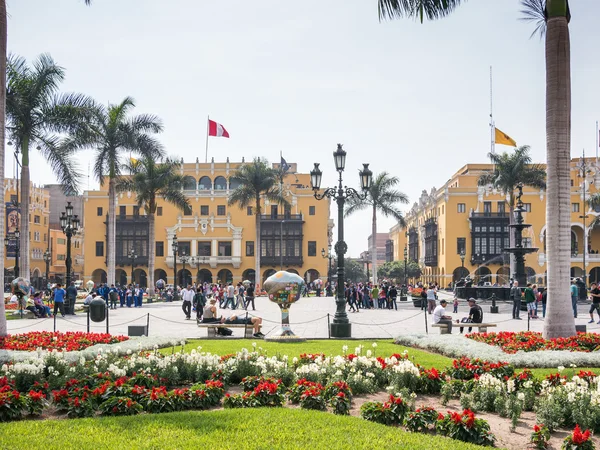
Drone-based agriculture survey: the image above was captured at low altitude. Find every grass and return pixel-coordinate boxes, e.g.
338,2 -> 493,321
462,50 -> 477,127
163,339 -> 454,369
0,408 -> 488,450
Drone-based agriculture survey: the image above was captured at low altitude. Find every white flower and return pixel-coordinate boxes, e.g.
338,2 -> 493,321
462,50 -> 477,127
342,345 -> 348,353
558,366 -> 565,373
372,343 -> 378,348
517,392 -> 525,401
366,350 -> 372,358
252,342 -> 257,348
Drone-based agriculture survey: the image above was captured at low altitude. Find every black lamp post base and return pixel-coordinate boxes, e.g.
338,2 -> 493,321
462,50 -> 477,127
330,322 -> 351,338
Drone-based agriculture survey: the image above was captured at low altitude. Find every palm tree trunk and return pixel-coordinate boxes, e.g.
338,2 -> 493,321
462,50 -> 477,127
544,2 -> 576,339
0,0 -> 7,337
107,177 -> 116,286
147,212 -> 155,296
255,196 -> 261,289
20,142 -> 30,281
371,205 -> 378,284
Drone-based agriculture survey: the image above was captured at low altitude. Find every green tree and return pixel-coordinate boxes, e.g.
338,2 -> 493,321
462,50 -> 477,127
377,0 -> 574,337
478,146 -> 546,273
228,158 -> 288,287
87,97 -> 164,286
378,260 -> 422,282
344,258 -> 367,284
116,157 -> 190,295
6,53 -> 95,281
344,172 -> 408,285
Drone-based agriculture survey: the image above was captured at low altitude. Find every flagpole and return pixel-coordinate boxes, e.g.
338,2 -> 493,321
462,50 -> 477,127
205,115 -> 210,163
489,66 -> 495,157
596,120 -> 598,162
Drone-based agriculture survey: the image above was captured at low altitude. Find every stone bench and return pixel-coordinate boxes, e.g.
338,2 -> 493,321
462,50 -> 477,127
197,322 -> 256,338
431,323 -> 497,334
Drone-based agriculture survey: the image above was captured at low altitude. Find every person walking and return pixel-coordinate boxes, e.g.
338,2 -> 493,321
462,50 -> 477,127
524,283 -> 537,319
571,279 -> 579,318
588,282 -> 600,324
66,281 -> 78,315
194,287 -> 206,321
181,284 -> 194,320
53,283 -> 66,318
388,285 -> 398,310
225,283 -> 236,310
236,282 -> 245,309
510,281 -> 522,320
426,285 -> 436,314
108,284 -> 118,310
244,283 -> 256,311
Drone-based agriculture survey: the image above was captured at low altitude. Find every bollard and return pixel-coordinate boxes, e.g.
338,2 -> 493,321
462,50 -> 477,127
424,303 -> 429,334
87,308 -> 90,333
490,294 -> 499,314
106,304 -> 110,334
146,313 -> 150,336
245,311 -> 249,338
327,313 -> 331,339
54,313 -> 56,332
527,313 -> 530,332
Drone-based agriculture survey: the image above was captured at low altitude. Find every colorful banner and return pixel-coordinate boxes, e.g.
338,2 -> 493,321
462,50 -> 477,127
5,202 -> 20,258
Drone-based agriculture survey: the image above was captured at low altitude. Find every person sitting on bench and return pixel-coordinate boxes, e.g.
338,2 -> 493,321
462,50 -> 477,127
224,314 -> 264,338
458,297 -> 483,334
202,298 -> 222,323
432,299 -> 453,334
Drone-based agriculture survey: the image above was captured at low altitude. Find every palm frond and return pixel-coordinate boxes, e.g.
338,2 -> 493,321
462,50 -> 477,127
378,0 -> 465,22
344,195 -> 369,218
519,0 -> 547,39
35,134 -> 82,194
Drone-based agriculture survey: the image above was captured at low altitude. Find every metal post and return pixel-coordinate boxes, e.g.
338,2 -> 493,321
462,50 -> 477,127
280,219 -> 284,271
65,231 -> 72,288
87,307 -> 90,333
327,313 -> 331,339
106,303 -> 109,334
146,313 -> 150,336
53,313 -> 56,332
424,303 -> 428,334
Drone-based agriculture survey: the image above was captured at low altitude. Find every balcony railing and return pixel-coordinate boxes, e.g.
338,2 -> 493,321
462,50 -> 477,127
260,255 -> 304,266
165,255 -> 242,269
259,214 -> 303,221
117,256 -> 149,267
424,254 -> 437,267
469,212 -> 507,218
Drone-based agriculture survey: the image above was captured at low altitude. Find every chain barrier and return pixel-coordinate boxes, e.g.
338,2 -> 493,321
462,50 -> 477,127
6,317 -> 52,331
148,314 -> 199,325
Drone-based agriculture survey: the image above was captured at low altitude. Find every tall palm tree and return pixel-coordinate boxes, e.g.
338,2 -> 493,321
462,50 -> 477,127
228,158 -> 288,288
345,172 -> 408,284
86,97 -> 164,286
6,54 -> 95,281
377,0 -> 574,338
116,157 -> 190,295
478,146 -> 546,274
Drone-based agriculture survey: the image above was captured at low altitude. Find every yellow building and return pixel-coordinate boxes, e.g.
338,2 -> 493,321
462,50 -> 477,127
388,159 -> 600,287
82,159 -> 331,287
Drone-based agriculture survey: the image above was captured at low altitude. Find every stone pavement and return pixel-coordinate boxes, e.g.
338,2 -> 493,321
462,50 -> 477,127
5,292 -> 598,339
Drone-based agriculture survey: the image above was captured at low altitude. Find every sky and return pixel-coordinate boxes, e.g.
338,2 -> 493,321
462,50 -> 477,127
7,0 -> 600,257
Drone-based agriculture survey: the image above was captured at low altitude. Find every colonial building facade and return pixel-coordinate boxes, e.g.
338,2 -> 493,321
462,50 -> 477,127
388,159 -> 600,287
82,159 -> 331,287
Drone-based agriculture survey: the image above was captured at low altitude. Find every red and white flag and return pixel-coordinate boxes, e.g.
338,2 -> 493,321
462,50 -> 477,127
208,119 -> 230,138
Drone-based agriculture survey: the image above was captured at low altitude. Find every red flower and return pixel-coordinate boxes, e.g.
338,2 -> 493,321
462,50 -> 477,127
572,424 -> 591,445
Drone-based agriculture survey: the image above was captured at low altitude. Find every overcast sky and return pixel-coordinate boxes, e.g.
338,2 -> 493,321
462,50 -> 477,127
8,0 -> 600,257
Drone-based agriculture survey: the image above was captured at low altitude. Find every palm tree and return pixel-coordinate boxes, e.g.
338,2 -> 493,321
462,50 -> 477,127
478,146 -> 546,274
86,97 -> 164,286
228,158 -> 288,288
116,157 -> 190,295
345,172 -> 408,284
377,0 -> 574,338
6,53 -> 95,282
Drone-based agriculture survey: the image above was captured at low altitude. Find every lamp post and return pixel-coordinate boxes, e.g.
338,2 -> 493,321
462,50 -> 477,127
43,249 -> 51,288
172,234 -> 179,299
4,229 -> 20,279
128,248 -> 137,285
321,245 -> 334,296
460,249 -> 466,272
60,202 -> 80,288
179,251 -> 195,287
310,143 -> 373,338
576,152 -> 590,286
403,245 -> 408,286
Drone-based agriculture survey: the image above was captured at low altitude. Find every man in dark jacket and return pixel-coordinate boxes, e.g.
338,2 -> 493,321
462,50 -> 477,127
66,282 -> 78,315
459,298 -> 483,334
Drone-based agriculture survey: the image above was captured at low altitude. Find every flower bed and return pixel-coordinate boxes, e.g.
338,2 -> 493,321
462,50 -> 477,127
0,331 -> 129,352
466,331 -> 600,354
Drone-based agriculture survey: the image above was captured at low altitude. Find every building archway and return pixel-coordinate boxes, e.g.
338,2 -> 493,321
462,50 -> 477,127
133,269 -> 147,287
115,268 -> 128,287
263,269 -> 277,284
197,269 -> 213,284
154,269 -> 168,286
452,267 -> 469,282
304,269 -> 320,284
474,266 -> 491,284
214,176 -> 227,190
31,268 -> 42,290
177,269 -> 192,287
496,266 -> 510,285
183,176 -> 197,191
570,267 -> 584,279
92,269 -> 107,285
241,269 -> 255,283
525,267 -> 537,284
217,269 -> 233,284
590,267 -> 600,285
198,176 -> 212,190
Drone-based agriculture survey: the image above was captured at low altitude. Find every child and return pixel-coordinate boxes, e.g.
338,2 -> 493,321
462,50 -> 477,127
453,297 -> 459,313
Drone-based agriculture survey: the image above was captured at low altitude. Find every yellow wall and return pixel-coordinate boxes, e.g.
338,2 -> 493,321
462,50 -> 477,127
82,160 -> 330,286
389,159 -> 600,286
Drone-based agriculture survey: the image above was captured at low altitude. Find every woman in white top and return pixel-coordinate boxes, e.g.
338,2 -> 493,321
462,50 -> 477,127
426,285 -> 437,314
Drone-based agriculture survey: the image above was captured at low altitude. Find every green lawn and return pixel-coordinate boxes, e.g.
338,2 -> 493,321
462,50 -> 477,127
0,408 -> 488,450
165,339 -> 600,380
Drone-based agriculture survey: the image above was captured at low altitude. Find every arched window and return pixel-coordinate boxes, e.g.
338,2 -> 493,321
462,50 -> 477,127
214,176 -> 227,190
183,176 -> 197,191
198,176 -> 212,190
229,177 -> 241,190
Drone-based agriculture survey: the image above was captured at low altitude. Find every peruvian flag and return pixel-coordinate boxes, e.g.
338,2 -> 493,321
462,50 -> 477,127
208,119 -> 230,138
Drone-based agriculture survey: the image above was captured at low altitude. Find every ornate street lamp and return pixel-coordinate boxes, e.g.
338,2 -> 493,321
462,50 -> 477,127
60,202 -> 80,288
128,248 -> 137,285
459,249 -> 466,271
172,234 -> 179,300
43,249 -> 52,288
403,245 -> 408,287
311,143 -> 372,338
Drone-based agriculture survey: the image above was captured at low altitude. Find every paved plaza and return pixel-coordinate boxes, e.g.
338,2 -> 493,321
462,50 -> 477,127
5,291 -> 598,340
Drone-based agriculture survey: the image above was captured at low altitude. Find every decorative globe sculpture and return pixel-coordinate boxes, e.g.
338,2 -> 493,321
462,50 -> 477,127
86,280 -> 95,292
242,280 -> 251,288
156,279 -> 165,290
11,277 -> 30,312
263,271 -> 305,342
